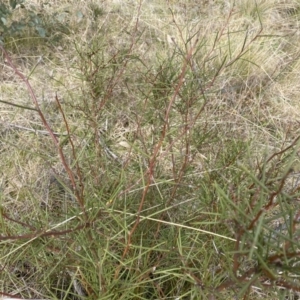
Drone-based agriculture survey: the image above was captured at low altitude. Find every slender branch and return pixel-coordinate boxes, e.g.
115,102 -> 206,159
0,45 -> 86,216
5,123 -> 67,136
0,99 -> 38,111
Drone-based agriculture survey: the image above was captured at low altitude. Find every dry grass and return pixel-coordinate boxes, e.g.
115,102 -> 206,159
1,0 -> 300,299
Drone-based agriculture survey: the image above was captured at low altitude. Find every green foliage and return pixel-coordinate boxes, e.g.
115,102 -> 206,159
0,0 -> 46,44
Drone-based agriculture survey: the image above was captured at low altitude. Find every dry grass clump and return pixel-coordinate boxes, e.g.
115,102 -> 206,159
1,0 -> 300,299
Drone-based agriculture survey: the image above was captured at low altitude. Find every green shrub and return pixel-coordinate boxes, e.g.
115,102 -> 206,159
0,0 -> 46,44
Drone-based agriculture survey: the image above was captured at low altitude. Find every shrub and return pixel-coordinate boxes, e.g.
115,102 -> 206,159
0,0 -> 45,44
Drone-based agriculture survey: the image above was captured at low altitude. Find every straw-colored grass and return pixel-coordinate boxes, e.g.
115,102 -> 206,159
1,0 -> 300,299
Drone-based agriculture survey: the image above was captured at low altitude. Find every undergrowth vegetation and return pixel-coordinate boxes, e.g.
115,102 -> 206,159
1,0 -> 300,299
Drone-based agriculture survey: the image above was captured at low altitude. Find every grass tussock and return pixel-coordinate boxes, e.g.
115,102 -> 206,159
1,0 -> 300,299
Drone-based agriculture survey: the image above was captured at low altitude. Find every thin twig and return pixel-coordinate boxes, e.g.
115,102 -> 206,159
0,99 -> 38,111
0,45 -> 86,217
4,123 -> 67,136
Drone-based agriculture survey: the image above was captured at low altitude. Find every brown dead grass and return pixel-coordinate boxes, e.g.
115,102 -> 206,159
1,0 -> 300,299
